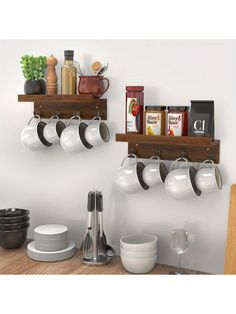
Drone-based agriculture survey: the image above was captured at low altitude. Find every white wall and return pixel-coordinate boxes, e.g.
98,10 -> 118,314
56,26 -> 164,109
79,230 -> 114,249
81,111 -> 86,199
0,40 -> 235,274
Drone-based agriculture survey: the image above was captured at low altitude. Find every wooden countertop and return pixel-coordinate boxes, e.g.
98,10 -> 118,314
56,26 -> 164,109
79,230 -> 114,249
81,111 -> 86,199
0,243 -> 207,275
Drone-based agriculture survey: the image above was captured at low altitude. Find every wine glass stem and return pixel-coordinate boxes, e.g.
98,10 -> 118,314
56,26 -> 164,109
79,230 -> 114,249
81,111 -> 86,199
178,254 -> 181,272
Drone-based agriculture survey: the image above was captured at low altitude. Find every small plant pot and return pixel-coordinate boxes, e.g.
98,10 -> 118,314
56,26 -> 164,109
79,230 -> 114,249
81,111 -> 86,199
39,79 -> 46,94
24,80 -> 46,95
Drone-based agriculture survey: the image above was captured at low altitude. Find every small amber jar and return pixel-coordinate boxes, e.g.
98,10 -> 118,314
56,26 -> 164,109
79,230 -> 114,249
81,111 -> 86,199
144,106 -> 166,135
166,106 -> 189,136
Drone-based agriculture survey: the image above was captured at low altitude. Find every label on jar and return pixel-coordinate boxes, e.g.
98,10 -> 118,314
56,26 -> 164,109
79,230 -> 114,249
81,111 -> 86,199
127,97 -> 141,132
167,113 -> 183,136
145,112 -> 162,135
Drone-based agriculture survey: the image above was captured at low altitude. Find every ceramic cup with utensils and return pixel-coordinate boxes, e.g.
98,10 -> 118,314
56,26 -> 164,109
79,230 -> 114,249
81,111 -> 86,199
165,157 -> 201,200
195,159 -> 222,193
85,116 -> 110,147
143,156 -> 168,188
60,115 -> 93,153
43,115 -> 66,144
21,115 -> 52,150
78,75 -> 110,98
115,154 -> 149,194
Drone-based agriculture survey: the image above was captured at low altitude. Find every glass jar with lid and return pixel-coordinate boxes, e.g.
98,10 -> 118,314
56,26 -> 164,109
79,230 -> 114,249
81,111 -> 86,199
166,106 -> 189,136
126,86 -> 144,134
144,106 -> 166,135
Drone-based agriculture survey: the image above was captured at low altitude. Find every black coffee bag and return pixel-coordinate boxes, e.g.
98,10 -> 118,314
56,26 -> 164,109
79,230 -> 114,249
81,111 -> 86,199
188,100 -> 214,140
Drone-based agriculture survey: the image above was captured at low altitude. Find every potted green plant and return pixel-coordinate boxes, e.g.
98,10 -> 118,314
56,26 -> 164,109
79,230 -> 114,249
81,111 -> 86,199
20,55 -> 47,94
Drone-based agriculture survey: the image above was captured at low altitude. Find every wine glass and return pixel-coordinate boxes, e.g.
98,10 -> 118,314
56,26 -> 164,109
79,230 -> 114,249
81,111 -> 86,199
169,229 -> 189,275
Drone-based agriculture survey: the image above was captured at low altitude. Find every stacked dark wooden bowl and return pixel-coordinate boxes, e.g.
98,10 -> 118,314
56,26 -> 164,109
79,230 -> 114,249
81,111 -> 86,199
0,208 -> 30,249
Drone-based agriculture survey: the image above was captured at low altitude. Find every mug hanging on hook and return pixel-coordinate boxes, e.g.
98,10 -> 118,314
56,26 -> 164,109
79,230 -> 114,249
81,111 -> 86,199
85,115 -> 110,147
143,155 -> 168,187
43,114 -> 66,144
21,115 -> 52,150
60,114 -> 93,153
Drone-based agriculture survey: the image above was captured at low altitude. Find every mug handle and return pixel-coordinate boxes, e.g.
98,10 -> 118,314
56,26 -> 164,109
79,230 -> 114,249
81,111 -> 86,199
66,115 -> 81,127
199,159 -> 215,169
146,155 -> 160,165
47,115 -> 59,124
28,114 -> 41,126
90,116 -> 102,124
101,77 -> 110,94
170,157 -> 189,171
121,154 -> 137,167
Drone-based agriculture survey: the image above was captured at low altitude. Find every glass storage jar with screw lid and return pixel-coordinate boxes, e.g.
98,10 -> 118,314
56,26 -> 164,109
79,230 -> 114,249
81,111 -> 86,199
126,86 -> 144,134
144,106 -> 166,135
166,106 -> 189,136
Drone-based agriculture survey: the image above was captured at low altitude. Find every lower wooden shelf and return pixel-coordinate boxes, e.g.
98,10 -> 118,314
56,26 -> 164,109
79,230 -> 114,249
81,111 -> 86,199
116,133 -> 220,163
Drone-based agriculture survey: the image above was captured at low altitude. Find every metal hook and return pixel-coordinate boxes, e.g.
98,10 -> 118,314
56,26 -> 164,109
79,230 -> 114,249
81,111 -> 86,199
154,150 -> 162,159
129,148 -> 136,156
180,151 -> 188,160
208,153 -> 215,161
95,106 -> 102,118
33,110 -> 41,117
53,111 -> 61,118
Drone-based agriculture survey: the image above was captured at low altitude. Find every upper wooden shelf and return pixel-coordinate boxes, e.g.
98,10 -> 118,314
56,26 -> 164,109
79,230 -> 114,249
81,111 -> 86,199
115,133 -> 220,163
18,94 -> 107,120
18,94 -> 105,104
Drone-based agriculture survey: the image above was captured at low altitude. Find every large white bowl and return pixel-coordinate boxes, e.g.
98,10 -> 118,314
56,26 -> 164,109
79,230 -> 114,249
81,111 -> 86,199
120,254 -> 157,274
120,247 -> 157,258
120,234 -> 158,252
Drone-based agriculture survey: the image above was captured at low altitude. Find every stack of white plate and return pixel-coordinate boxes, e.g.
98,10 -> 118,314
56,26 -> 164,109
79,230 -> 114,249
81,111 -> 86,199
120,234 -> 158,274
27,224 -> 75,262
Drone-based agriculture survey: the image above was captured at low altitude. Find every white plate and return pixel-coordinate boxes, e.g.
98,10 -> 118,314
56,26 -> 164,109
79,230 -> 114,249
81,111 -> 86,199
34,224 -> 68,240
34,239 -> 68,252
27,240 -> 75,262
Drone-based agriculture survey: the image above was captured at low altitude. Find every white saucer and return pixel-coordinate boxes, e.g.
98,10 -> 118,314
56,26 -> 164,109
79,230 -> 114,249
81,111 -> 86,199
27,240 -> 75,262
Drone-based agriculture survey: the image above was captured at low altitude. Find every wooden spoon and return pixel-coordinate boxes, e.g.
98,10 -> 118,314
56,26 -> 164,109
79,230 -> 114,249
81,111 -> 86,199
92,61 -> 102,74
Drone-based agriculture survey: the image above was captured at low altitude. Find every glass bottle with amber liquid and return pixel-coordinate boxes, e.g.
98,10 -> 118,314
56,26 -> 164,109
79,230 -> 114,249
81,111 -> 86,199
61,50 -> 77,95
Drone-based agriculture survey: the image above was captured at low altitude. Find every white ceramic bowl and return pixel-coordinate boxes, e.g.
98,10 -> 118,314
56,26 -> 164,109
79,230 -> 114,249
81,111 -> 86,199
120,254 -> 157,274
120,234 -> 158,252
120,247 -> 157,258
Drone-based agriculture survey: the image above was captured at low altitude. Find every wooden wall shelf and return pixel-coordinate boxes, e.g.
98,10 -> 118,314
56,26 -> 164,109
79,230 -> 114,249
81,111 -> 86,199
18,95 -> 107,120
116,133 -> 220,163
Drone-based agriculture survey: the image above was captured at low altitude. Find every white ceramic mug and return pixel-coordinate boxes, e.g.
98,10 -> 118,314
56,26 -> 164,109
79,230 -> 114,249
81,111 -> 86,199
85,116 -> 110,147
115,154 -> 149,194
143,156 -> 168,188
21,115 -> 52,151
60,115 -> 93,153
43,115 -> 66,144
195,160 -> 222,193
165,157 -> 201,200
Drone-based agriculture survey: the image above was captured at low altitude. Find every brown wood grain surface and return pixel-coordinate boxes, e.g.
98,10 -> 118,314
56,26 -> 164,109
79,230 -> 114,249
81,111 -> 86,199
225,184 -> 236,274
18,94 -> 96,102
115,134 -> 220,163
0,244 -> 207,275
18,95 -> 107,120
116,133 -> 214,146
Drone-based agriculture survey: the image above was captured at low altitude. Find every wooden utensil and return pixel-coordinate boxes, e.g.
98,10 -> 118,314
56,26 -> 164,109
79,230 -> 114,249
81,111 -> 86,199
224,184 -> 236,274
92,61 -> 102,74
